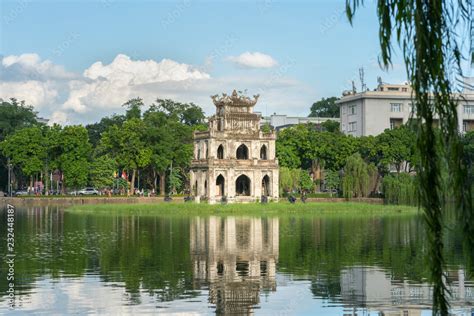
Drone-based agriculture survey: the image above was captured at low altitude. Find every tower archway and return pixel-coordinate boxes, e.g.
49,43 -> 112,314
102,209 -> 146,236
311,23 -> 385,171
236,175 -> 251,196
216,174 -> 225,196
262,175 -> 270,196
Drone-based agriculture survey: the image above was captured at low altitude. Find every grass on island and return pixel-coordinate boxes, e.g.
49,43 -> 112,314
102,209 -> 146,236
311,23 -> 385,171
66,201 -> 419,217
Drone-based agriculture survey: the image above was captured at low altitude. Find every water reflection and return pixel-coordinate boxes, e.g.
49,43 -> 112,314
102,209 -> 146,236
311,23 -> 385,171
0,206 -> 473,315
340,267 -> 473,315
191,216 -> 278,314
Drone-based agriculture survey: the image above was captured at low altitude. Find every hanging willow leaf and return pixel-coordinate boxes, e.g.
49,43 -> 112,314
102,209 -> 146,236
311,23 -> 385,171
345,1 -> 473,315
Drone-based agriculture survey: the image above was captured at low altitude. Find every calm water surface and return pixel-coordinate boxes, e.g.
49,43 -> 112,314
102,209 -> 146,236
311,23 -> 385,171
0,205 -> 473,315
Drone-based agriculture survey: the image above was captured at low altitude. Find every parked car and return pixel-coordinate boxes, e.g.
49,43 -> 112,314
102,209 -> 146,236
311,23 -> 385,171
14,190 -> 30,197
77,187 -> 99,195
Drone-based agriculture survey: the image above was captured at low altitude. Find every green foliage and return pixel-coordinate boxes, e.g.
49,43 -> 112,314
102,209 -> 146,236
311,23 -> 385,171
382,173 -> 417,206
90,155 -> 116,189
154,99 -> 205,126
59,125 -> 92,189
309,97 -> 340,118
279,167 -> 300,195
86,114 -> 125,148
100,118 -> 152,172
324,170 -> 340,196
0,126 -> 47,176
462,131 -> 474,184
168,168 -> 183,195
320,120 -> 340,133
342,153 -> 369,199
0,98 -> 41,141
123,97 -> 144,120
299,170 -> 314,193
375,125 -> 417,173
261,122 -> 272,134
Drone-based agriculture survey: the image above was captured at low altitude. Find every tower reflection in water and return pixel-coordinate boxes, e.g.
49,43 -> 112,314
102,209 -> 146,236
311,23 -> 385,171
190,216 -> 279,314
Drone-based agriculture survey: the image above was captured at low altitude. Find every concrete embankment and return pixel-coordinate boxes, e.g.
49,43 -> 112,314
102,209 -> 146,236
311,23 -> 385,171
0,196 -> 180,207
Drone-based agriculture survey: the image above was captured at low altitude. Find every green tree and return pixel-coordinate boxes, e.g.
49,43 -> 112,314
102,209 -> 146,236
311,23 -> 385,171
324,170 -> 340,197
0,126 -> 47,187
279,167 -> 299,195
59,126 -> 92,190
143,104 -> 195,194
0,98 -> 42,190
342,153 -> 369,199
90,155 -> 116,189
375,126 -> 417,173
86,114 -> 126,148
123,98 -> 144,120
320,120 -> 340,133
154,99 -> 205,126
0,98 -> 41,141
100,118 -> 152,191
299,170 -> 314,194
346,1 -> 473,312
309,97 -> 340,118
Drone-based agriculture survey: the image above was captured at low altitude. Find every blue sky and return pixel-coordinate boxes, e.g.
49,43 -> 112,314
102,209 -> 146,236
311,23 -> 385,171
0,0 -> 409,124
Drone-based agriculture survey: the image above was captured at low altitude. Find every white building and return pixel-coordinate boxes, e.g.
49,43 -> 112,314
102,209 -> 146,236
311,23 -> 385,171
190,90 -> 279,204
337,83 -> 474,136
261,114 -> 339,131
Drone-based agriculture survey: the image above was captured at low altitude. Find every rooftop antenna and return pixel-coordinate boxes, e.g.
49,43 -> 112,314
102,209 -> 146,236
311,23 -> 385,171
377,76 -> 383,86
359,67 -> 366,91
351,80 -> 357,94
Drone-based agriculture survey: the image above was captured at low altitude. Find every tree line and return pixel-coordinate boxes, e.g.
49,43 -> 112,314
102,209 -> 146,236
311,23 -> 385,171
0,97 -> 205,195
276,120 -> 474,205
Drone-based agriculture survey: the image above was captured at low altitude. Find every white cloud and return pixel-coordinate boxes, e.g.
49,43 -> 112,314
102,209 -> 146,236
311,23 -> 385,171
0,53 -> 314,124
0,80 -> 59,109
62,54 -> 211,113
1,53 -> 76,81
49,111 -> 70,125
227,52 -> 278,68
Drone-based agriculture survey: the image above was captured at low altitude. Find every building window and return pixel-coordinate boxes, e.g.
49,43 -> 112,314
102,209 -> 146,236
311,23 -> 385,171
391,103 -> 402,112
464,120 -> 474,132
217,145 -> 224,159
464,104 -> 474,115
348,122 -> 357,132
390,118 -> 403,129
349,105 -> 357,115
260,145 -> 268,160
402,88 -> 408,92
388,87 -> 399,91
236,144 -> 249,160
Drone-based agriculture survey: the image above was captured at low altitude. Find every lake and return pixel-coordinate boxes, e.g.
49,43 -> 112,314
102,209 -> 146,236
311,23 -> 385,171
1,205 -> 473,315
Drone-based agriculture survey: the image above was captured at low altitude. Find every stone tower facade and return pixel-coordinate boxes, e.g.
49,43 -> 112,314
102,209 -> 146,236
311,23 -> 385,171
190,90 -> 279,204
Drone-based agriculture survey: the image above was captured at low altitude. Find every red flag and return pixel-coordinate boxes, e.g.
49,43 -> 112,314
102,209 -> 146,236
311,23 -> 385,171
122,171 -> 127,179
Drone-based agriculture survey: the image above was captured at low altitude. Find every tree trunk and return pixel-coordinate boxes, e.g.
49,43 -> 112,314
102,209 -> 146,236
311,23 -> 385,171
159,171 -> 166,196
152,169 -> 157,192
131,169 -> 136,194
44,168 -> 49,196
